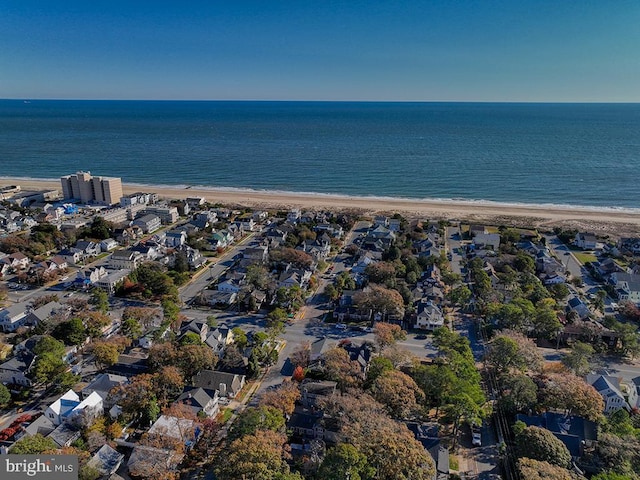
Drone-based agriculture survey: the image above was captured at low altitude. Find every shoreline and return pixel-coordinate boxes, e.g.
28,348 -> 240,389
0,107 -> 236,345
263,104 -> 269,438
3,176 -> 640,234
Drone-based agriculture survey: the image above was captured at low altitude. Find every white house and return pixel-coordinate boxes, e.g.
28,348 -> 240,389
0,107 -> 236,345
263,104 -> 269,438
415,302 -> 445,331
109,249 -> 143,270
575,232 -> 597,250
586,374 -> 630,413
45,389 -> 104,426
0,302 -> 30,332
100,238 -> 119,252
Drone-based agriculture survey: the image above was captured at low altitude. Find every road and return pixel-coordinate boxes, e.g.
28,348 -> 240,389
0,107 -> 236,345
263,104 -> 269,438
446,225 -> 465,277
178,232 -> 256,304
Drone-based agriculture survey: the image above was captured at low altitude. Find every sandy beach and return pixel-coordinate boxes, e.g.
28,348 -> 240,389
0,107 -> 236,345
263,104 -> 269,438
4,177 -> 640,235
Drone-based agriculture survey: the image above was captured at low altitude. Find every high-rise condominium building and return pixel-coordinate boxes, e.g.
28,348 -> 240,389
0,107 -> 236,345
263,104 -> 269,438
60,171 -> 123,205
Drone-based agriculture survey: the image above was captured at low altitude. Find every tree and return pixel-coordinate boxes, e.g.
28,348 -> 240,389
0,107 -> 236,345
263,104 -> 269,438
364,262 -> 397,286
353,285 -> 405,320
267,307 -> 288,327
442,393 -> 482,439
121,317 -> 143,341
317,443 -> 374,480
290,341 -> 311,368
373,322 -> 406,350
372,370 -> 425,419
31,352 -> 66,385
230,406 -> 286,440
538,372 -> 604,421
179,331 -> 202,345
485,336 -> 524,374
518,458 -> 580,480
292,365 -> 305,382
365,356 -> 394,388
533,306 -> 562,340
589,433 -> 640,478
498,373 -> 538,414
322,347 -> 363,390
259,381 -> 300,416
0,383 -> 10,407
412,363 -> 457,415
153,366 -> 185,406
447,285 -> 472,307
215,430 -> 296,480
231,327 -> 248,349
90,288 -> 109,313
516,425 -> 572,468
514,253 -> 535,273
562,341 -> 595,376
176,344 -> 216,379
10,433 -> 57,454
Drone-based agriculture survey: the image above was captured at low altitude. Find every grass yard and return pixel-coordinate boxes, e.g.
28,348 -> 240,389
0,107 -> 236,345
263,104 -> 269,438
573,252 -> 598,264
219,408 -> 233,423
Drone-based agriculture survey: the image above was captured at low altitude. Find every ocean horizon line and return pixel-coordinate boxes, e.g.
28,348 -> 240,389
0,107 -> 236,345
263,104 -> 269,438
3,98 -> 640,105
4,175 -> 640,216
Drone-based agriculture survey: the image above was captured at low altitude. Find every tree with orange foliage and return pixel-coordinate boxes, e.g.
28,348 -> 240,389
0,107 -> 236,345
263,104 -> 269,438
373,322 -> 406,350
260,381 -> 301,416
292,365 -> 305,382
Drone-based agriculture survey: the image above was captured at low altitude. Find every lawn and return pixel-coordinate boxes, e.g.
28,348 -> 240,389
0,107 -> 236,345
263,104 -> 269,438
573,252 -> 598,265
219,408 -> 233,423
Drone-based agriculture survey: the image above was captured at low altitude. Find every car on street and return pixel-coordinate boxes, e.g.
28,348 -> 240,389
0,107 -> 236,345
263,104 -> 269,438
471,425 -> 482,447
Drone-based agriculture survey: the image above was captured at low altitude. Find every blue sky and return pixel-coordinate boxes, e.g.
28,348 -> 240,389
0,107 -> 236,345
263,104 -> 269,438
1,1 -> 639,101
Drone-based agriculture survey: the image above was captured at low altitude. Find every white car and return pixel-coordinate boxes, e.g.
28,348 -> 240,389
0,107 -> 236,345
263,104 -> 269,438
335,323 -> 347,330
471,426 -> 481,446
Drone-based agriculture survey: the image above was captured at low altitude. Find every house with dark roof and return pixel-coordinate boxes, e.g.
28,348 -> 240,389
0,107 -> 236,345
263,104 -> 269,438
175,386 -> 219,417
586,373 -> 630,413
0,352 -> 35,386
300,380 -> 337,408
191,370 -> 245,398
609,272 -> 640,305
87,444 -> 124,477
81,373 -> 128,406
516,412 -> 597,458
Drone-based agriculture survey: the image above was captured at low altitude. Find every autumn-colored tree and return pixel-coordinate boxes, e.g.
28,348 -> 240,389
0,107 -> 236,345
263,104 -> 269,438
259,381 -> 301,416
373,322 -> 406,349
290,341 -> 311,368
322,347 -> 363,390
148,342 -> 177,370
372,370 -> 425,419
84,311 -> 111,338
176,344 -> 216,379
123,306 -> 159,328
270,247 -> 314,269
92,341 -> 121,368
562,341 -> 595,376
364,261 -> 397,285
537,372 -> 604,422
153,366 -> 185,406
515,425 -> 572,468
292,365 -> 305,382
518,458 -> 580,480
215,430 -> 297,480
354,284 -> 405,321
498,373 -> 538,414
322,393 -> 435,480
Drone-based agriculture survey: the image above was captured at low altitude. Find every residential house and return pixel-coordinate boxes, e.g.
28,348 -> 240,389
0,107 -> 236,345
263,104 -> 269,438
204,324 -> 234,357
147,414 -> 200,448
75,266 -> 108,287
198,289 -> 238,307
586,373 -> 631,413
300,380 -> 337,408
278,268 -> 312,289
472,233 -> 501,251
469,224 -> 487,237
180,319 -> 209,343
288,407 -> 325,440
236,217 -> 256,232
100,238 -> 119,252
81,373 -> 128,406
314,223 -> 343,238
58,248 -> 83,266
415,302 -> 445,331
132,214 -> 161,233
575,232 -> 597,250
129,242 -> 161,261
114,225 -> 144,245
165,229 -> 187,247
243,245 -> 269,263
0,352 -> 35,386
373,215 -> 389,227
567,295 -> 592,320
310,337 -> 335,363
406,422 -> 449,480
191,370 -> 245,398
0,251 -> 30,271
209,231 -> 233,249
343,341 -> 373,374
618,237 -> 640,256
175,386 -> 220,417
24,301 -> 65,328
109,249 -> 143,270
609,272 -> 640,305
595,258 -> 625,278
48,423 -> 82,448
516,412 -> 597,459
0,302 -> 30,333
287,209 -> 301,223
38,255 -> 68,273
72,240 -> 101,258
143,204 -> 179,224
94,269 -> 130,295
45,389 -> 103,427
106,350 -> 149,377
87,444 -> 124,478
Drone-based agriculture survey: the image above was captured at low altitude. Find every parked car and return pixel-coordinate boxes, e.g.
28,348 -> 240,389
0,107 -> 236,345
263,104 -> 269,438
471,425 -> 481,447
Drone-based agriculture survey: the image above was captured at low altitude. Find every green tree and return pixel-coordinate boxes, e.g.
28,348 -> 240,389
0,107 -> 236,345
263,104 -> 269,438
90,288 -> 109,313
365,356 -> 394,388
317,443 -> 374,480
121,317 -> 143,341
230,406 -> 286,440
0,383 -> 11,407
448,285 -> 472,307
498,373 -> 538,414
562,341 -> 595,376
52,317 -> 87,346
10,434 -> 57,454
173,250 -> 189,273
180,331 -> 202,345
515,425 -> 572,468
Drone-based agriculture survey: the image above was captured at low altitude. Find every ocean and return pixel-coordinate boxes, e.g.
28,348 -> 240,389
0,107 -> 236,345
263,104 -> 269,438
0,100 -> 639,210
